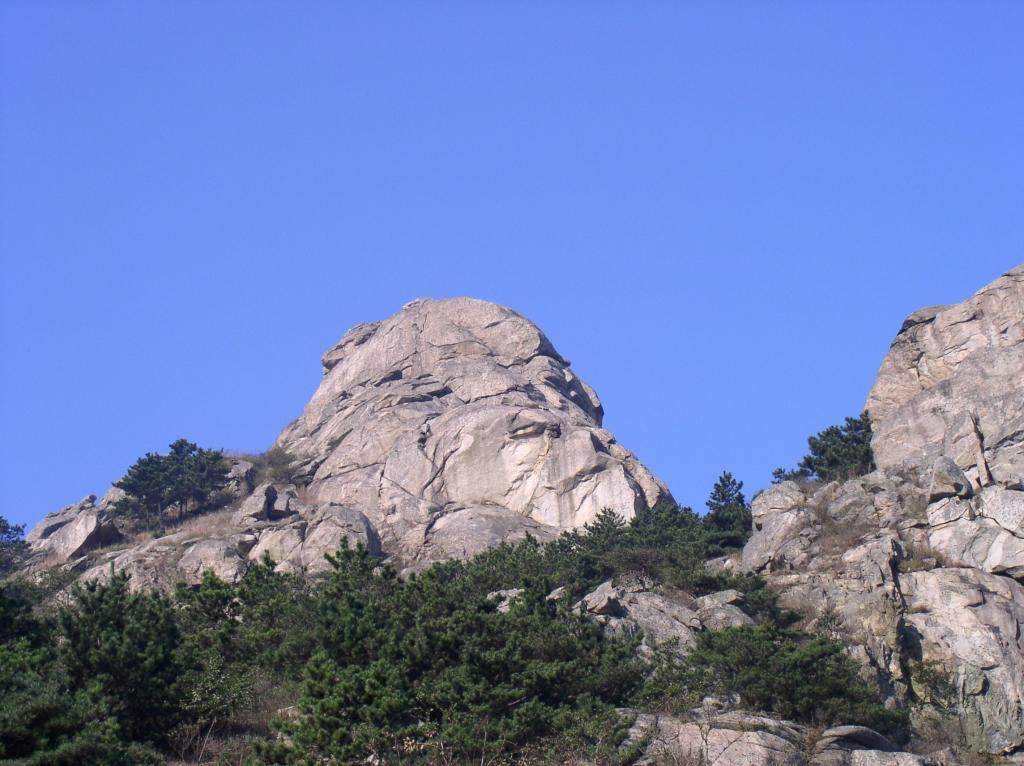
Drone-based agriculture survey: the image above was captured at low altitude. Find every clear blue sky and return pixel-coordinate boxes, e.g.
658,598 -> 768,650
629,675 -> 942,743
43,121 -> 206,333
2,2 -> 1021,529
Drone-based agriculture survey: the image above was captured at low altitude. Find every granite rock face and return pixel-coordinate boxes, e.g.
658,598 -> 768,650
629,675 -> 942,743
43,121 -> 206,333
275,297 -> 669,567
866,265 -> 1024,486
740,265 -> 1024,760
26,297 -> 668,582
25,494 -> 121,562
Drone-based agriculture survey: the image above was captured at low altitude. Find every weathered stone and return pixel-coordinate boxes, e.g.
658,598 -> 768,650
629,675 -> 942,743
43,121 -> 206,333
925,486 -> 1024,577
867,265 -> 1024,485
275,297 -> 670,564
577,579 -> 754,658
81,532 -> 193,592
177,538 -> 248,584
742,481 -> 814,572
487,588 -> 523,614
624,711 -> 927,766
25,495 -> 121,561
299,504 -> 380,573
900,568 -> 1024,755
927,457 -> 973,503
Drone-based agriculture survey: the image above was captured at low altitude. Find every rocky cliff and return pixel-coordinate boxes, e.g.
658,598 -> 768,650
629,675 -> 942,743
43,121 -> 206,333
739,265 -> 1024,759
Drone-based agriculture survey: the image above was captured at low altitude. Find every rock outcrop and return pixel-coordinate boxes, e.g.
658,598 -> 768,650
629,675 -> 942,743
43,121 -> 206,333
866,264 -> 1023,486
26,297 -> 668,581
739,265 -> 1024,761
25,494 -> 121,562
625,710 -> 930,765
275,297 -> 669,566
576,577 -> 753,658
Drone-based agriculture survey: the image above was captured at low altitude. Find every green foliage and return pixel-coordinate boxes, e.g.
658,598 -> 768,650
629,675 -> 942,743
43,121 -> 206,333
2,467 -> 902,763
0,577 -> 167,765
773,411 -> 876,483
645,625 -> 907,740
58,574 -> 185,745
0,514 -> 28,577
114,438 -> 230,530
261,543 -> 645,763
703,471 -> 753,551
174,556 -> 316,725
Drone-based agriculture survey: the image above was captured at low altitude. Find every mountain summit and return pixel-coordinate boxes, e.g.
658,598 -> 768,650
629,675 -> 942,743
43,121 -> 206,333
26,297 -> 668,580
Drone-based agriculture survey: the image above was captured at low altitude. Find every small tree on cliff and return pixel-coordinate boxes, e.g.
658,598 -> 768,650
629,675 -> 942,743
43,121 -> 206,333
703,471 -> 752,550
114,439 -> 230,529
773,412 -> 875,484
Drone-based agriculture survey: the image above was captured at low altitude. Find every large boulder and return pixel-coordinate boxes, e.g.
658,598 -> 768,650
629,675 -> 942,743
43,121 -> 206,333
25,495 -> 121,562
275,297 -> 670,565
577,577 -> 753,658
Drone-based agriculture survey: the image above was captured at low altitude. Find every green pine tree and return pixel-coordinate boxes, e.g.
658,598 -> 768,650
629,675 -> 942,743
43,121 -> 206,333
114,439 -> 230,530
0,514 -> 28,577
58,573 -> 184,745
703,471 -> 752,550
773,412 -> 875,483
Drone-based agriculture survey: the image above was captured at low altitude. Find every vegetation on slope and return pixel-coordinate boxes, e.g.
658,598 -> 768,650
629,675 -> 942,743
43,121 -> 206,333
0,464 -> 902,765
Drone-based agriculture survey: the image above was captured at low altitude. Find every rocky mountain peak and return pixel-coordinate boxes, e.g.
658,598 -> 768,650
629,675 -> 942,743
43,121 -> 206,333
739,263 -> 1024,758
867,264 -> 1024,483
276,296 -> 667,565
25,297 -> 669,580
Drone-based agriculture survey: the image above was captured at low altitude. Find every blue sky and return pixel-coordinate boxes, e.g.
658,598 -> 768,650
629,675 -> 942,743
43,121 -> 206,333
1,2 -> 1021,528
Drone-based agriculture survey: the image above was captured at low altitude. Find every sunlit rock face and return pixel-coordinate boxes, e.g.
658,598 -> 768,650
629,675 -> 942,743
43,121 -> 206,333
866,265 -> 1024,486
275,297 -> 670,567
740,264 -> 1024,758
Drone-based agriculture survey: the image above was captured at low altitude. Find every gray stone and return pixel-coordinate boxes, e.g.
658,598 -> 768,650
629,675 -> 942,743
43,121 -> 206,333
866,265 -> 1024,485
577,578 -> 755,658
177,538 -> 248,584
624,710 -> 927,766
927,457 -> 973,502
25,495 -> 121,562
275,297 -> 671,565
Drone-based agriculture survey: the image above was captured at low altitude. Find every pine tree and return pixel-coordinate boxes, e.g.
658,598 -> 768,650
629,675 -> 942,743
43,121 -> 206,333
114,439 -> 230,529
703,471 -> 752,550
59,573 -> 184,745
773,412 -> 875,483
0,514 -> 28,576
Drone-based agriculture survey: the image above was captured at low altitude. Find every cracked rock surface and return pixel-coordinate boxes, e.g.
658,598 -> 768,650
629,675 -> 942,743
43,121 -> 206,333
738,265 -> 1024,760
275,297 -> 670,568
26,297 -> 669,582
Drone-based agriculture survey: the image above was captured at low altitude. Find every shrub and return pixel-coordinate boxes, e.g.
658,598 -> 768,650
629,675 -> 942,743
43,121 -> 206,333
58,574 -> 185,745
0,514 -> 28,577
646,625 -> 907,740
245,445 -> 298,485
259,543 -> 645,764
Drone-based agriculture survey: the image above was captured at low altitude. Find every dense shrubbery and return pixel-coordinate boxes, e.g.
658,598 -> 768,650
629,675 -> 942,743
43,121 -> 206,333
262,544 -> 645,764
643,625 -> 907,739
773,411 -> 875,483
114,438 -> 231,531
0,468 -> 900,763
